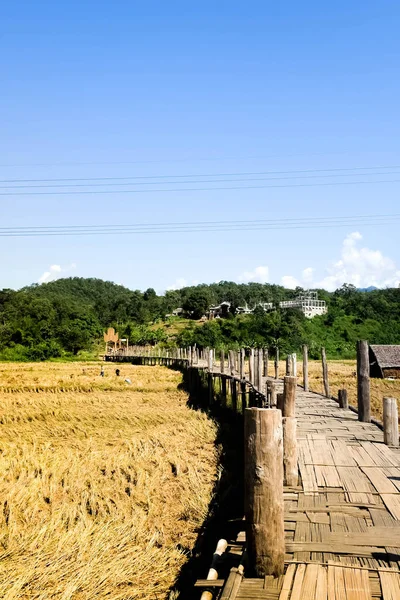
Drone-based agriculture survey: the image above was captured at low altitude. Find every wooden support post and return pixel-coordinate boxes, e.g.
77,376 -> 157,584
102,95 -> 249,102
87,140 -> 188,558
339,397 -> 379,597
276,392 -> 284,412
291,353 -> 297,377
241,380 -> 247,413
254,349 -> 259,388
383,397 -> 399,447
239,348 -> 245,379
199,539 -> 228,600
220,350 -> 225,375
229,350 -> 235,376
321,347 -> 330,398
221,375 -> 227,407
263,349 -> 268,377
269,381 -> 277,407
231,379 -> 237,412
208,349 -> 213,373
244,408 -> 284,577
303,345 -> 309,392
283,417 -> 298,487
257,348 -> 263,391
283,376 -> 297,417
275,347 -> 279,380
338,389 -> 348,409
249,349 -> 255,384
285,355 -> 291,376
236,351 -> 240,374
357,340 -> 371,423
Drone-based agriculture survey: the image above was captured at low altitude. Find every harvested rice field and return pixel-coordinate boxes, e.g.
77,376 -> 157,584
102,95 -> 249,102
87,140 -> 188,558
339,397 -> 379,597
0,362 -> 218,599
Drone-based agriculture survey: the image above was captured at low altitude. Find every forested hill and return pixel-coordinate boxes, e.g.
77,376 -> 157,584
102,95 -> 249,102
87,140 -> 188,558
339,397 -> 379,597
0,277 -> 399,360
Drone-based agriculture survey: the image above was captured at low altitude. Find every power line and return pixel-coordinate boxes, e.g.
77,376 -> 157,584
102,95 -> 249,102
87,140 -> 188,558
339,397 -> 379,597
1,170 -> 400,190
0,178 -> 399,196
1,213 -> 398,237
0,164 -> 399,184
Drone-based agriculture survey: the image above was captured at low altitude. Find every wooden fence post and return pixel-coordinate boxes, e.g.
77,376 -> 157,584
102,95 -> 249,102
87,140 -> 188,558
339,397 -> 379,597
275,347 -> 279,380
263,349 -> 268,377
338,389 -> 348,409
269,381 -> 277,407
244,408 -> 284,577
283,376 -> 297,417
383,397 -> 399,447
283,417 -> 298,487
291,353 -> 297,377
257,348 -> 263,391
240,348 -> 245,379
357,340 -> 371,423
285,355 -> 291,377
220,350 -> 225,375
303,345 -> 309,392
321,347 -> 330,398
249,349 -> 255,384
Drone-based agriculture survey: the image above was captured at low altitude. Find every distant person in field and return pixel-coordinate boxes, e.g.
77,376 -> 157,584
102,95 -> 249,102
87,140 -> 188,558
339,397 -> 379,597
115,369 -> 120,376
100,366 -> 105,377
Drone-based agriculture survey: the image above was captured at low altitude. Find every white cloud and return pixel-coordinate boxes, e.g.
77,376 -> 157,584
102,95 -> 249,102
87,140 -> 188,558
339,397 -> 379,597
38,263 -> 76,284
281,232 -> 400,292
166,277 -> 200,291
281,275 -> 300,289
238,265 -> 269,283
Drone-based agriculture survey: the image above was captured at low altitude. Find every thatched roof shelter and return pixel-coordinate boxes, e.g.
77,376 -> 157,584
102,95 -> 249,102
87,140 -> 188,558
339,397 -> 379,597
369,345 -> 400,378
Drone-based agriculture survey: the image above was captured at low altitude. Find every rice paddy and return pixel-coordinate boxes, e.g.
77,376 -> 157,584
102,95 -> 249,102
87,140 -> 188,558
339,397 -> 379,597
0,362 -> 218,599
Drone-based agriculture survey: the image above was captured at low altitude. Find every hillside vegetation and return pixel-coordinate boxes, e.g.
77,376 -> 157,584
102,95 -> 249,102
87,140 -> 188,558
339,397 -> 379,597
1,278 -> 399,360
0,363 -> 218,599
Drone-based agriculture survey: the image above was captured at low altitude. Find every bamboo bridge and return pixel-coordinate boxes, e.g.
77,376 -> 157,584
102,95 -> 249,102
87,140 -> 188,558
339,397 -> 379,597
105,345 -> 400,600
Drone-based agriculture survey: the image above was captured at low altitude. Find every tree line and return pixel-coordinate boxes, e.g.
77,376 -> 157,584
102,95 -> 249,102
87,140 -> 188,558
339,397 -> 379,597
0,277 -> 399,360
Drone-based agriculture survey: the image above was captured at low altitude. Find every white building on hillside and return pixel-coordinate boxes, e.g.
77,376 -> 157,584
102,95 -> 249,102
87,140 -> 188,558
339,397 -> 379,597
279,291 -> 327,318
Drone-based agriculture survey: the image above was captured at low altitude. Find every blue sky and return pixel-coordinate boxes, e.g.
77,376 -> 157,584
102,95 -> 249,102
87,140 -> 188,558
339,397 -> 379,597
1,1 -> 400,292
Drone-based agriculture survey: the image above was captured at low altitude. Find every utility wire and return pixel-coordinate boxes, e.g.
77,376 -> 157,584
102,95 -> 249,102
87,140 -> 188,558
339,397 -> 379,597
1,213 -> 399,237
1,171 -> 400,190
0,164 -> 399,184
1,178 -> 400,195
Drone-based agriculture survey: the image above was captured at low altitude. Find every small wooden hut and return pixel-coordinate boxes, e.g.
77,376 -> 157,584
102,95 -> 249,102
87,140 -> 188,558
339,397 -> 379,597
369,345 -> 400,379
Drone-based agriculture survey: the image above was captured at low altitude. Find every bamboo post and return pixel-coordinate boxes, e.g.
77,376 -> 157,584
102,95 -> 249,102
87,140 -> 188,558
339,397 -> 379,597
244,408 -> 284,577
357,340 -> 371,423
220,350 -> 225,375
383,398 -> 399,447
263,349 -> 268,377
229,350 -> 235,376
208,349 -> 213,373
200,538 -> 228,600
283,376 -> 297,417
338,389 -> 348,409
275,347 -> 279,380
303,345 -> 309,392
257,348 -> 263,391
321,347 -> 330,398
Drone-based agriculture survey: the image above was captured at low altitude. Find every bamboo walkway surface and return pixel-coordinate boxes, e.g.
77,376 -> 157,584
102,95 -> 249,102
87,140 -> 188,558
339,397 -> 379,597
222,384 -> 400,600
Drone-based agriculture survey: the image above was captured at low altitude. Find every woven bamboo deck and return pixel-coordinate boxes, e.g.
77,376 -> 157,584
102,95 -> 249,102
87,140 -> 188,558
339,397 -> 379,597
224,386 -> 400,600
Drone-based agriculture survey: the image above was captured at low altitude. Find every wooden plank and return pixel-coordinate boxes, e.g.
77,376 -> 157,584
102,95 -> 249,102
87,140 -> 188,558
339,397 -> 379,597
299,462 -> 319,495
290,563 -> 306,600
336,467 -> 376,504
301,563 -> 319,599
323,526 -> 400,547
343,567 -> 371,600
286,542 -> 382,556
381,494 -> 400,521
379,571 -> 400,600
361,467 -> 399,494
315,565 -> 328,600
278,564 -> 296,600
